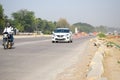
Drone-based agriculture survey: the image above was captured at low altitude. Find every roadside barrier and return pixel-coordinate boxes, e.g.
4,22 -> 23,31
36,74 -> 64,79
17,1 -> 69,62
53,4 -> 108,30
87,39 -> 107,80
0,35 -> 51,40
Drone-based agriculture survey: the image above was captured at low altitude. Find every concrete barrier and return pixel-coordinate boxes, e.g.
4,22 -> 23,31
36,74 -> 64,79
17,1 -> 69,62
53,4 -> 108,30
87,51 -> 104,80
87,40 -> 107,80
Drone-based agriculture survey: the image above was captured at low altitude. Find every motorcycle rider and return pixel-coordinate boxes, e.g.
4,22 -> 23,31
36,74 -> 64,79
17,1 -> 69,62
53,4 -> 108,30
3,22 -> 14,44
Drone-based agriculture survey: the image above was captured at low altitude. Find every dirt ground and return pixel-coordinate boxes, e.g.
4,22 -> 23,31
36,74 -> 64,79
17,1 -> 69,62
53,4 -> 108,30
103,37 -> 120,80
55,40 -> 97,80
55,35 -> 120,80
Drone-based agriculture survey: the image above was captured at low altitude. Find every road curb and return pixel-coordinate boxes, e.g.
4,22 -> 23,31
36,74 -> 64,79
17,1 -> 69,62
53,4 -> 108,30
0,35 -> 51,40
87,39 -> 107,80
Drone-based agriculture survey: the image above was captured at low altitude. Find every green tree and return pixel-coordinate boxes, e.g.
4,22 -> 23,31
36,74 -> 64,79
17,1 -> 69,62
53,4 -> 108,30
0,4 -> 5,34
36,18 -> 44,32
35,19 -> 56,34
56,18 -> 70,28
12,9 -> 35,32
43,21 -> 56,34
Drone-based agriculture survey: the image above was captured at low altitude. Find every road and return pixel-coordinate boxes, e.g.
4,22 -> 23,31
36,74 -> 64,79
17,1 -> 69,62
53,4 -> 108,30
0,36 -> 92,80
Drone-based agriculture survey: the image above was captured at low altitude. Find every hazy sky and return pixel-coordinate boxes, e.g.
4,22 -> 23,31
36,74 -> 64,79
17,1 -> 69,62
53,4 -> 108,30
0,0 -> 120,27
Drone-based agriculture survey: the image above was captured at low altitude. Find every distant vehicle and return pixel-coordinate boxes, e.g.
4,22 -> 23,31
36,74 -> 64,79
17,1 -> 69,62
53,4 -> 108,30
52,28 -> 72,43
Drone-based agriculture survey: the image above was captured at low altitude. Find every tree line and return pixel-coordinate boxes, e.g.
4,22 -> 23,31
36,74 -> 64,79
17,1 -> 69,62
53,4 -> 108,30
0,4 -> 72,34
73,22 -> 108,33
1,4 -> 114,35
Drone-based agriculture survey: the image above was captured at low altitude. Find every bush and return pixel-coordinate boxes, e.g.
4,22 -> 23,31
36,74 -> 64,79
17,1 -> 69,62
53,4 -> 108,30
97,33 -> 106,38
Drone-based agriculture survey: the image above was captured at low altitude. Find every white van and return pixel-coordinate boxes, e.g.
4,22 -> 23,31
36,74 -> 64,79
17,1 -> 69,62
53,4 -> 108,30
52,28 -> 72,43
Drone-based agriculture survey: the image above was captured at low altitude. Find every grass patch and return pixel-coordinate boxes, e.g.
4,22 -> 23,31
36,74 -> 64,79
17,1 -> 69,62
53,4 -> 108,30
106,41 -> 120,49
97,33 -> 106,38
117,60 -> 120,64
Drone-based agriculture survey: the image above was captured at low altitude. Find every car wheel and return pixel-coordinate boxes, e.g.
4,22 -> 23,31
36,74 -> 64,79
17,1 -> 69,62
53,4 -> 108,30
52,41 -> 55,43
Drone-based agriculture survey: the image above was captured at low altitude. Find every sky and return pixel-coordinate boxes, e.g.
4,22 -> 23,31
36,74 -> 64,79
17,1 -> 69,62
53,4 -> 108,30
0,0 -> 120,27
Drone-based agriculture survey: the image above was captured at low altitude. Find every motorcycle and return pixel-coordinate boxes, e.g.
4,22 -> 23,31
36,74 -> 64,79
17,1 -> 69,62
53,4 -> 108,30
2,32 -> 13,49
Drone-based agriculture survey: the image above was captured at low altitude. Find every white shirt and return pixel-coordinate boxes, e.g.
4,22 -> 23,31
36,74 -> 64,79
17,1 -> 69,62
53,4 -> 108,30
3,26 -> 14,34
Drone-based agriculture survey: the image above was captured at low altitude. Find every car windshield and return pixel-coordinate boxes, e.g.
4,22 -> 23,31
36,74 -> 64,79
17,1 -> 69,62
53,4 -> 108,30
54,29 -> 70,33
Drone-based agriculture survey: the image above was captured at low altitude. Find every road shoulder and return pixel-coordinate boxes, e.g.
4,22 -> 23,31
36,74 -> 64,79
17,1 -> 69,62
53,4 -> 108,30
103,47 -> 120,80
55,39 -> 97,80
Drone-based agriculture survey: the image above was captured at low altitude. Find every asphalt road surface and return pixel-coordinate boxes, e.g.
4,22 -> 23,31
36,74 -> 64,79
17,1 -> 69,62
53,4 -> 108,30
0,36 -> 92,80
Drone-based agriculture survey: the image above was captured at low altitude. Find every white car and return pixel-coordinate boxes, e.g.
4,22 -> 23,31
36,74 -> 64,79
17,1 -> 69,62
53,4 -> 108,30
52,28 -> 72,43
